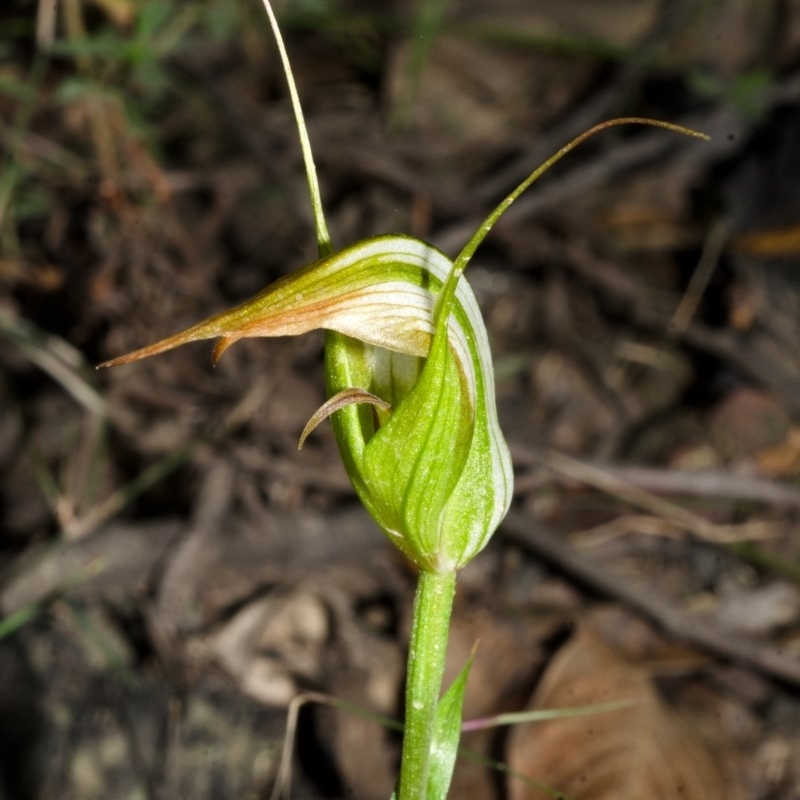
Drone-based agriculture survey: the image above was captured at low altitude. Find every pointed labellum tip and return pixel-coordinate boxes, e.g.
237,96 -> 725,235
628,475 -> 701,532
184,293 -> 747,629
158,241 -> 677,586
299,388 -> 391,449
212,336 -> 237,365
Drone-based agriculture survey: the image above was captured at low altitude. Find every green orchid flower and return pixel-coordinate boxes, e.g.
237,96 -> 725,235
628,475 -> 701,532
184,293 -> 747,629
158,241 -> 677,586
100,231 -> 513,574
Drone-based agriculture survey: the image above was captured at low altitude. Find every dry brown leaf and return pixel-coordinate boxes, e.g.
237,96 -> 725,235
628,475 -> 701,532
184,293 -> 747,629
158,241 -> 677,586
756,427 -> 800,478
507,627 -> 737,800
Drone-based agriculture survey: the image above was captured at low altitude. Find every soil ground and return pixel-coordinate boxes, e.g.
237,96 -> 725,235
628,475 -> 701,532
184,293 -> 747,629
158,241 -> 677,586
2,1 -> 800,798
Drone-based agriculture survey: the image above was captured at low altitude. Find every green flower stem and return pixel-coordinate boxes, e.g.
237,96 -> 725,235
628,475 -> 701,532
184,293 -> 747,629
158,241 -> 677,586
399,568 -> 458,800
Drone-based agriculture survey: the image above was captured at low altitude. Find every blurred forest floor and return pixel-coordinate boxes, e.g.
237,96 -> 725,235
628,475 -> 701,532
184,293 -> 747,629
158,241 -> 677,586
3,0 -> 800,798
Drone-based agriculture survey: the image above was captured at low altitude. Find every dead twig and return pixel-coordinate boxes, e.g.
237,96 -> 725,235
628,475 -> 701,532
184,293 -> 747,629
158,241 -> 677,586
582,463 -> 800,510
554,238 -> 800,415
668,218 -> 730,336
0,306 -> 108,417
541,450 -> 776,544
514,455 -> 800,510
501,511 -> 800,688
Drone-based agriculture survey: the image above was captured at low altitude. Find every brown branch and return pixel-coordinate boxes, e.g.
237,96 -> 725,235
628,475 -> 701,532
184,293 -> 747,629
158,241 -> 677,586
501,511 -> 800,688
512,448 -> 800,511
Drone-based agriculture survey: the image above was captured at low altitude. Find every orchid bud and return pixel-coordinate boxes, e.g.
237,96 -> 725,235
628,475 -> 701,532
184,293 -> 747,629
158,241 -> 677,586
101,233 -> 514,574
